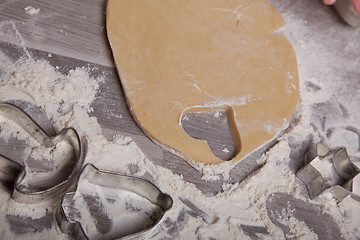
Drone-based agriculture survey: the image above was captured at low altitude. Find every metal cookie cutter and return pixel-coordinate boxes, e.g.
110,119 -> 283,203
56,164 -> 173,240
296,143 -> 360,200
0,102 -> 83,202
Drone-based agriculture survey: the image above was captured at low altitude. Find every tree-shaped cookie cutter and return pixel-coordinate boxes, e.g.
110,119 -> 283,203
296,143 -> 360,201
0,102 -> 83,202
56,164 -> 173,240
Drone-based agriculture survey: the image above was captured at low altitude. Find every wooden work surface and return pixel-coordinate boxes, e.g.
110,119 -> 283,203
0,0 -> 360,239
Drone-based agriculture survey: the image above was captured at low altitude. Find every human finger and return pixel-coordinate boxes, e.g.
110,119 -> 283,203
322,0 -> 336,5
351,0 -> 360,12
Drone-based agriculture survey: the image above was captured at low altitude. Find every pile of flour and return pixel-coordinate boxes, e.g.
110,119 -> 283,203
0,49 -> 314,240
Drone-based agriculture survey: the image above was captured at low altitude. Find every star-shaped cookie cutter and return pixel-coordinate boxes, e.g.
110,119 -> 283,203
296,143 -> 360,201
0,102 -> 83,202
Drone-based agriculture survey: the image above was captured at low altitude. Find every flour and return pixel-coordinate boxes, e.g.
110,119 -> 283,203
273,2 -> 360,238
337,196 -> 360,238
0,36 -> 321,240
222,147 -> 230,154
0,2 -> 360,238
24,6 -> 40,16
280,216 -> 318,240
0,43 -> 324,240
29,141 -> 73,163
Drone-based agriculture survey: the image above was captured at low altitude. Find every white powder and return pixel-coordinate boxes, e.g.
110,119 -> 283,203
25,141 -> 73,165
337,196 -> 360,238
281,216 -> 318,240
0,3 -> 360,238
222,147 -> 230,154
24,6 -> 40,16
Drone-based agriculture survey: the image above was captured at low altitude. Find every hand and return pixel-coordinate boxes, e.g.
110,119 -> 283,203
322,0 -> 360,13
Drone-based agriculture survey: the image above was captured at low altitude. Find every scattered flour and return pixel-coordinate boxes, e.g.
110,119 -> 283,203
24,6 -> 40,16
0,1 -> 360,239
0,65 -> 302,239
222,147 -> 230,154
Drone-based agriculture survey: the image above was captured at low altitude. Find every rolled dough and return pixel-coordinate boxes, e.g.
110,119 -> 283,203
106,0 -> 299,165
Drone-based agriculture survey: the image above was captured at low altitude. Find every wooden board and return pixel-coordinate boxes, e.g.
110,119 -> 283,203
0,0 -> 360,239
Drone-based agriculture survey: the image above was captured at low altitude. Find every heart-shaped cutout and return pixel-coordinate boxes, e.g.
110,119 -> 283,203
181,106 -> 241,161
106,0 -> 299,164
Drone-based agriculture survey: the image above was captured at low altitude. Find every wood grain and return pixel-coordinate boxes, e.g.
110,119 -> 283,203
0,0 -> 360,239
0,0 -> 112,66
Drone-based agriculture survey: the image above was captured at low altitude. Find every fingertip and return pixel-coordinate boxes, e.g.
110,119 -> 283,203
351,0 -> 360,13
323,0 -> 336,5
